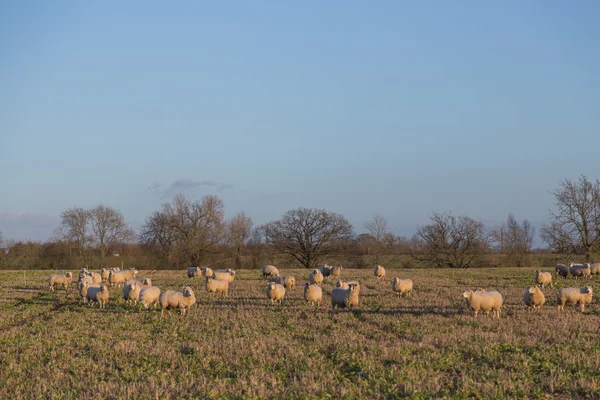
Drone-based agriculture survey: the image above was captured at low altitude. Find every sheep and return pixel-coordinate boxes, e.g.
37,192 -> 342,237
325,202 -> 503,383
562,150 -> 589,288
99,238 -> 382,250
335,280 -> 360,292
308,269 -> 324,285
555,264 -> 569,278
201,267 -> 214,278
78,281 -> 101,304
373,265 -> 386,279
86,285 -> 109,309
261,265 -> 279,278
125,278 -> 152,287
205,277 -> 229,296
49,272 -> 73,291
268,275 -> 296,290
570,263 -> 591,279
524,286 -> 545,310
139,286 -> 161,309
187,267 -> 201,278
557,286 -> 593,312
266,282 -> 285,305
392,277 -> 413,297
108,268 -> 139,287
330,283 -> 360,311
319,265 -> 333,277
330,265 -> 342,278
123,282 -> 143,304
159,287 -> 196,316
303,283 -> 323,307
591,263 -> 600,276
462,290 -> 503,318
535,271 -> 553,288
213,269 -> 236,283
100,267 -> 119,281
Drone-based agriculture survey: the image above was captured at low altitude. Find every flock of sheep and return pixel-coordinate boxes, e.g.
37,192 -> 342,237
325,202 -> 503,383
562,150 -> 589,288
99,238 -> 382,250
46,261 -> 599,317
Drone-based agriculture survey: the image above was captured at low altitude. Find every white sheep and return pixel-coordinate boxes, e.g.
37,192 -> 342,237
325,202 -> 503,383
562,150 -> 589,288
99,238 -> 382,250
535,271 -> 553,288
570,263 -> 591,279
524,286 -> 545,310
373,265 -> 386,279
261,265 -> 279,278
266,282 -> 285,305
139,286 -> 161,309
308,269 -> 323,285
213,269 -> 236,283
330,283 -> 360,311
49,272 -> 73,291
86,285 -> 109,309
590,263 -> 600,275
335,280 -> 360,292
554,264 -> 569,278
159,287 -> 196,316
201,267 -> 214,278
268,275 -> 296,290
205,277 -> 229,296
187,267 -> 201,278
392,277 -> 413,297
109,269 -> 139,287
100,267 -> 119,281
557,286 -> 593,312
462,290 -> 503,318
78,281 -> 101,304
303,283 -> 322,307
330,266 -> 342,278
123,282 -> 142,304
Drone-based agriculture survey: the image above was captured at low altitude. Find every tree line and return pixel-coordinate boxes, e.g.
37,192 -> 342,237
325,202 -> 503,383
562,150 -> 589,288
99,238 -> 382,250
1,176 -> 599,270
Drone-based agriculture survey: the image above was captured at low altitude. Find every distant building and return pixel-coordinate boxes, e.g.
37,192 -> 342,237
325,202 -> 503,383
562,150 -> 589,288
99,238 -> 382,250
111,250 -> 121,257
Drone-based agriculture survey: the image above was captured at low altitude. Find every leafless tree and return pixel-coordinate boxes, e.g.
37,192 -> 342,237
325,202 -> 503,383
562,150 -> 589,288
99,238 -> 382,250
139,194 -> 226,266
265,208 -> 354,269
56,207 -> 93,267
89,205 -> 135,261
364,214 -> 389,264
228,211 -> 253,268
541,175 -> 600,261
491,214 -> 535,267
412,212 -> 489,268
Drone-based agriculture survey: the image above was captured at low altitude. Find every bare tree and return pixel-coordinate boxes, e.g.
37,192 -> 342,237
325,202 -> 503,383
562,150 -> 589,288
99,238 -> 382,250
139,194 -> 226,266
228,211 -> 253,268
265,208 -> 354,269
412,212 -> 489,268
491,214 -> 535,267
541,175 -> 600,261
57,207 -> 93,267
364,214 -> 389,264
89,205 -> 135,261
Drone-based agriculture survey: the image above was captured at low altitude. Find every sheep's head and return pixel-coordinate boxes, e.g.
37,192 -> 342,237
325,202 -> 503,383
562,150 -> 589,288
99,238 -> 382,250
133,269 -> 139,276
535,270 -> 540,275
268,282 -> 276,290
143,278 -> 152,285
66,272 -> 73,277
304,282 -> 310,289
131,283 -> 139,291
348,284 -> 357,293
100,285 -> 107,292
183,287 -> 194,297
335,280 -> 343,288
527,286 -> 536,294
585,286 -> 593,294
462,290 -> 473,299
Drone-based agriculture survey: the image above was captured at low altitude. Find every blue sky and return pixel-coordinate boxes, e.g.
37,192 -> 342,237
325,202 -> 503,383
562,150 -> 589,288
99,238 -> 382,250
1,1 -> 599,242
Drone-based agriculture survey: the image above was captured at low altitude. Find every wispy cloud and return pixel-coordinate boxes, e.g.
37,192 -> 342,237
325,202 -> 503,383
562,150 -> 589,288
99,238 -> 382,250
149,179 -> 234,199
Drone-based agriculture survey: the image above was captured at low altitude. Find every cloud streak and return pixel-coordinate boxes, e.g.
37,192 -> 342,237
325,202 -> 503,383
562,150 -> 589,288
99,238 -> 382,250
148,179 -> 234,199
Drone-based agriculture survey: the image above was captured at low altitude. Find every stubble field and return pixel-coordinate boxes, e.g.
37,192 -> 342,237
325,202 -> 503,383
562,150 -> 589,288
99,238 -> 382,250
1,267 -> 599,399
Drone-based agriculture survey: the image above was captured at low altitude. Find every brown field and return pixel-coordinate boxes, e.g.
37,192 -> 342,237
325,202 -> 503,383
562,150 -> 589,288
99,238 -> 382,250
1,267 -> 599,399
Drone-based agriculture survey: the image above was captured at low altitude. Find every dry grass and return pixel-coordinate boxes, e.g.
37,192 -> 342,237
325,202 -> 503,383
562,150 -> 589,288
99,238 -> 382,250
1,267 -> 599,399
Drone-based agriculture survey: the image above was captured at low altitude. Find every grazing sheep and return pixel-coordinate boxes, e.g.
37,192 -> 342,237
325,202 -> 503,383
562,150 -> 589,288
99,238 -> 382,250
205,277 -> 229,296
308,269 -> 324,285
261,265 -> 279,278
524,286 -> 545,310
373,265 -> 386,279
330,266 -> 342,278
159,287 -> 196,316
86,285 -> 109,309
213,269 -> 236,283
78,281 -> 101,304
557,286 -> 593,312
462,290 -> 503,318
591,263 -> 600,275
535,271 -> 553,288
202,267 -> 214,278
123,282 -> 143,304
303,283 -> 323,307
266,282 -> 285,305
187,267 -> 201,278
392,277 -> 413,297
139,286 -> 161,309
49,272 -> 73,292
319,265 -> 333,277
109,269 -> 139,287
268,275 -> 296,290
330,283 -> 360,311
555,264 -> 569,278
570,263 -> 591,279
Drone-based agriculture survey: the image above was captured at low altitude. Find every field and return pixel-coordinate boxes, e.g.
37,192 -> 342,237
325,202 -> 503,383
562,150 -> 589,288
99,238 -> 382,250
1,268 -> 599,399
